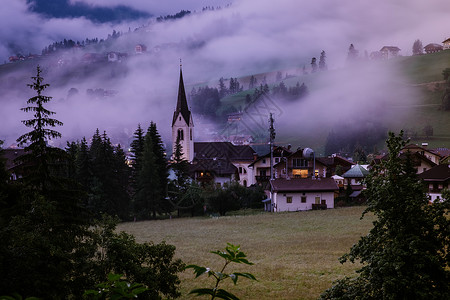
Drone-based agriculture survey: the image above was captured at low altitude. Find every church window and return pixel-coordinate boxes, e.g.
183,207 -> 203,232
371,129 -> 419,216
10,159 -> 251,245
178,128 -> 184,141
190,128 -> 192,140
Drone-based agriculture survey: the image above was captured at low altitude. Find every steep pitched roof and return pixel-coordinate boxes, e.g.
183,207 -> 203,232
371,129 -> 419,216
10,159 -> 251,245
419,164 -> 450,181
342,164 -> 369,178
194,142 -> 256,161
271,177 -> 338,192
172,68 -> 192,126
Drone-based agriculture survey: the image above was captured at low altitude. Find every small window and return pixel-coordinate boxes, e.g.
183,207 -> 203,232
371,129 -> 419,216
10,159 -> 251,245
243,180 -> 247,187
315,197 -> 321,204
262,159 -> 266,164
286,196 -> 292,203
190,128 -> 193,140
274,157 -> 280,163
177,128 -> 184,141
301,196 -> 306,203
239,167 -> 243,174
179,116 -> 181,121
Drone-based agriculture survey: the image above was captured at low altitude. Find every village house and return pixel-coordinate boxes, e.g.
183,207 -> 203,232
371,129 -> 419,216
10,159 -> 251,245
135,44 -> 147,54
419,164 -> 450,202
270,177 -> 338,212
424,43 -> 443,54
248,145 -> 292,187
107,52 -> 128,62
443,38 -> 450,50
380,46 -> 401,59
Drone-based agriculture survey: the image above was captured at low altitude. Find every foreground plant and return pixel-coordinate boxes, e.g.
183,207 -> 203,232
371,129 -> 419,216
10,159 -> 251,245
186,243 -> 257,300
83,273 -> 147,299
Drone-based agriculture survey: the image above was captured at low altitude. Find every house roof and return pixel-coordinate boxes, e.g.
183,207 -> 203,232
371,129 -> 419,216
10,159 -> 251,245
2,148 -> 27,170
248,145 -> 292,167
380,46 -> 400,52
190,157 -> 237,176
194,142 -> 256,161
442,38 -> 450,43
342,164 -> 369,178
270,177 -> 338,192
418,164 -> 450,181
172,68 -> 192,126
424,43 -> 443,49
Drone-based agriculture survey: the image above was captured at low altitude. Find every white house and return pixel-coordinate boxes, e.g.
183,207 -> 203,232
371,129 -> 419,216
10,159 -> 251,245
270,177 -> 338,212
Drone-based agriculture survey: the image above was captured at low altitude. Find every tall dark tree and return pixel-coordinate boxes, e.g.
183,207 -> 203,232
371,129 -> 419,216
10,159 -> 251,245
147,122 -> 170,213
412,39 -> 424,55
311,57 -> 317,73
347,43 -> 359,61
321,131 -> 450,299
16,65 -> 64,192
319,50 -> 327,71
134,122 -> 168,219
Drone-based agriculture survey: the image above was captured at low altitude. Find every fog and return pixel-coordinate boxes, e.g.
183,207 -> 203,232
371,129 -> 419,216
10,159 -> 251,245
0,0 -> 448,150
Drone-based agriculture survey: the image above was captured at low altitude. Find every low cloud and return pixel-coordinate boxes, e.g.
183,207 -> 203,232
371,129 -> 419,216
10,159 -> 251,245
1,0 -> 448,149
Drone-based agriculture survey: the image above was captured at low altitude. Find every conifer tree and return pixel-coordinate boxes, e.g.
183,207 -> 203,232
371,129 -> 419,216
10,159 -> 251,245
319,50 -> 327,71
16,65 -> 65,192
134,131 -> 159,219
311,57 -> 317,73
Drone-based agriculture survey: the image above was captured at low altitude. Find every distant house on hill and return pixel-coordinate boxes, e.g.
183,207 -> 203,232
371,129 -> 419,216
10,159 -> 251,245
2,148 -> 27,180
424,43 -> 443,54
107,52 -> 128,62
380,46 -> 401,59
443,38 -> 450,50
270,177 -> 338,212
135,44 -> 147,54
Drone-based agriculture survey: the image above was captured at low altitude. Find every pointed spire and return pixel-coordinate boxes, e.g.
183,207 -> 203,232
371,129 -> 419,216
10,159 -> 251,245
172,63 -> 191,126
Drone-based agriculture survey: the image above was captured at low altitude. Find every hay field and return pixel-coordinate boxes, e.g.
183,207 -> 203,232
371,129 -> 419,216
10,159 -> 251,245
118,206 -> 374,300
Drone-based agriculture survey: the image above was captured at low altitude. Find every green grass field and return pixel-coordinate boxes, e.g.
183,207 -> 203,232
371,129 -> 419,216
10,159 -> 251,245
118,206 -> 374,299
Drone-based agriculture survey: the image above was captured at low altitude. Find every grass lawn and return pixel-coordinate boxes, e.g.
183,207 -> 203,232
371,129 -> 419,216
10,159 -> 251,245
118,206 -> 374,300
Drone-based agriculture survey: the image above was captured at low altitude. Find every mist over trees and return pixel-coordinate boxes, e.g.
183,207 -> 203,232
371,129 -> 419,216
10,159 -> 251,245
324,121 -> 387,156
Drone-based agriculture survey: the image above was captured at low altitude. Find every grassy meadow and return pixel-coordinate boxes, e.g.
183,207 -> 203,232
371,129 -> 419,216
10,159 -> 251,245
118,206 -> 375,299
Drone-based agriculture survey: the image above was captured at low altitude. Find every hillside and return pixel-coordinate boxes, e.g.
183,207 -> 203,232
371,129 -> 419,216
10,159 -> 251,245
1,47 -> 449,154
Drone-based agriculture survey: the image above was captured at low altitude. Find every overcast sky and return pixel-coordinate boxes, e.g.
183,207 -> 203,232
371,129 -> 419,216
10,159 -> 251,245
0,0 -> 448,149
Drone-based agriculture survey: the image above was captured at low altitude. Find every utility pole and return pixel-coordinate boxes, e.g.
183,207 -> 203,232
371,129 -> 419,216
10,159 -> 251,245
269,113 -> 276,180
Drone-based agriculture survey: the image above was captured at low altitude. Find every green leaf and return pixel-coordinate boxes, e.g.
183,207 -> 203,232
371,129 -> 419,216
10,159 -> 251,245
215,289 -> 241,300
188,288 -> 216,296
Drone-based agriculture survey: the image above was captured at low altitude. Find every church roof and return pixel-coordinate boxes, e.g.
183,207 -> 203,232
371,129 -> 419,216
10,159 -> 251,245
194,142 -> 256,161
172,68 -> 192,126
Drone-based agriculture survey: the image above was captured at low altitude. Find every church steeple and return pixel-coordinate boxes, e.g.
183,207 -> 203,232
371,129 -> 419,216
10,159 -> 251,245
172,65 -> 192,126
172,64 -> 194,162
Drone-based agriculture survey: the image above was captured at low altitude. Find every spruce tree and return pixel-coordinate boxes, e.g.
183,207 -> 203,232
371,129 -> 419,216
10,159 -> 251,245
319,50 -> 327,71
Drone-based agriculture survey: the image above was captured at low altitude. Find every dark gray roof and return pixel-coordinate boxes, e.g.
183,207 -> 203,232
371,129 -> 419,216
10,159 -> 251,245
194,142 -> 256,161
419,164 -> 450,181
190,157 -> 237,176
270,177 -> 338,192
172,68 -> 192,126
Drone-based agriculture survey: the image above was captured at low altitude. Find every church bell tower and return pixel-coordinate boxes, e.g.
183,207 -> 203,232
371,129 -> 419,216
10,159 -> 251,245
172,65 -> 194,162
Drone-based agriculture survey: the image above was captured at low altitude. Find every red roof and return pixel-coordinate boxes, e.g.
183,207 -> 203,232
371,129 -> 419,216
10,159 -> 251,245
270,177 -> 338,192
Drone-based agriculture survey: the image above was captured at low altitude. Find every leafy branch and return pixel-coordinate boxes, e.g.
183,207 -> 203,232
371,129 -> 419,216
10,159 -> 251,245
186,243 -> 257,300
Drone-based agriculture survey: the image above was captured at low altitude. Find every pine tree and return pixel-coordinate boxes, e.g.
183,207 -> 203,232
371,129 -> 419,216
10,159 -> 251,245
319,50 -> 327,71
311,57 -> 317,73
147,122 -> 170,214
16,65 -> 65,192
134,131 -> 159,219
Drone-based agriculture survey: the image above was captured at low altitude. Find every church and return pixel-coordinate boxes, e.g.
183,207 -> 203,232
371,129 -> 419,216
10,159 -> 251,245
171,67 -> 257,187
